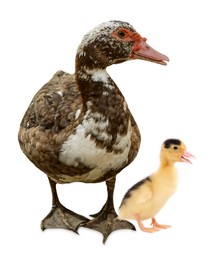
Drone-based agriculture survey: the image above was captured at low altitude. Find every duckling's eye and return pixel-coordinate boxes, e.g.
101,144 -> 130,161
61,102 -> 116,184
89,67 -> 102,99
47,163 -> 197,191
118,30 -> 126,38
173,146 -> 178,150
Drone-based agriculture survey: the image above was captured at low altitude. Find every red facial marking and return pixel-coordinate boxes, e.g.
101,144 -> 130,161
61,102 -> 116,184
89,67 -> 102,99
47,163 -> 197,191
112,28 -> 132,41
133,34 -> 147,51
112,28 -> 147,51
132,32 -> 142,41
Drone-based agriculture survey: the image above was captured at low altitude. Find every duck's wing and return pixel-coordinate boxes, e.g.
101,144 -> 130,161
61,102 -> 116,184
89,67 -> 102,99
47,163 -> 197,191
19,70 -> 82,132
18,71 -> 92,182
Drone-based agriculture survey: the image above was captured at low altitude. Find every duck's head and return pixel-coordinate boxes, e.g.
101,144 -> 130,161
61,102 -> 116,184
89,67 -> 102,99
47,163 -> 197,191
161,139 -> 194,165
76,20 -> 169,70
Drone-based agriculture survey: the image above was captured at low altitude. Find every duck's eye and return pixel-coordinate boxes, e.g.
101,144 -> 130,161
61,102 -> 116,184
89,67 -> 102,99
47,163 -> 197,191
118,30 -> 126,38
173,146 -> 178,150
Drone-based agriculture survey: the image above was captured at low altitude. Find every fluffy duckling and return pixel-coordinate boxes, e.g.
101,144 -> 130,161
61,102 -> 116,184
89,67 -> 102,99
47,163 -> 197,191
118,139 -> 194,233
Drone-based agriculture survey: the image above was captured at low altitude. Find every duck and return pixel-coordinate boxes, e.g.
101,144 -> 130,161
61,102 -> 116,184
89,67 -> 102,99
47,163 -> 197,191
118,139 -> 194,233
18,20 -> 169,243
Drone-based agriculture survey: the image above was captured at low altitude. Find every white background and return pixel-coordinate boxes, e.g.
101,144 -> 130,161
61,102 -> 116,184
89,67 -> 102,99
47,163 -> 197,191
1,0 -> 211,259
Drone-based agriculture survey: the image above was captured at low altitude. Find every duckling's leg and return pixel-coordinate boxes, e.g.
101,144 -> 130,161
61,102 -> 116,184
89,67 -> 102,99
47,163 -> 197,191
134,214 -> 160,233
151,217 -> 171,229
41,177 -> 89,233
83,177 -> 135,243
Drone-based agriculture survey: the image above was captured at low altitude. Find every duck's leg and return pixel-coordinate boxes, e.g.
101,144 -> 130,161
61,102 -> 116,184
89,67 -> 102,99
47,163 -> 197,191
151,217 -> 171,229
83,177 -> 135,243
41,177 -> 89,233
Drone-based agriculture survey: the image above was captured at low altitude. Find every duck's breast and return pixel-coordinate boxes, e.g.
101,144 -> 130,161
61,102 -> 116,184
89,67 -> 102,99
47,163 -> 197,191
59,110 -> 132,182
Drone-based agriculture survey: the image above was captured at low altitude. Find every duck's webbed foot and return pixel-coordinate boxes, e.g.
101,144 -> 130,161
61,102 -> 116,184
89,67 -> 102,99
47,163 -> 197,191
41,178 -> 89,233
41,203 -> 89,233
84,206 -> 135,243
83,178 -> 135,243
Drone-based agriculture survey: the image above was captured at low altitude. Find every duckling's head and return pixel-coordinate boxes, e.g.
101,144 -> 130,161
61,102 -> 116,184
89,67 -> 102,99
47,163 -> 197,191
160,139 -> 194,165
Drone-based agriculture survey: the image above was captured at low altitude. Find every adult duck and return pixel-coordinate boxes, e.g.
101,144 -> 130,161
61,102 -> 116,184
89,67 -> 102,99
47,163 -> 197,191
18,20 -> 169,243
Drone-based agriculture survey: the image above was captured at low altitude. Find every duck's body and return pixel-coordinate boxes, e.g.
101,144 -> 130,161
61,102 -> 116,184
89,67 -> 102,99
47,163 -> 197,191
18,20 -> 169,242
119,139 -> 193,232
19,70 -> 139,184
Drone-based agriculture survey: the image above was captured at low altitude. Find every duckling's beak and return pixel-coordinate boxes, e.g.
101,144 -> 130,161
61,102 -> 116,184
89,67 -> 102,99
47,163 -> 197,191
130,37 -> 169,65
181,151 -> 195,164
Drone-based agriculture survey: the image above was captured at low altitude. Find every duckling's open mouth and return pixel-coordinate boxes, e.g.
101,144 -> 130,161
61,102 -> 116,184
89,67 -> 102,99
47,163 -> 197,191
181,151 -> 195,164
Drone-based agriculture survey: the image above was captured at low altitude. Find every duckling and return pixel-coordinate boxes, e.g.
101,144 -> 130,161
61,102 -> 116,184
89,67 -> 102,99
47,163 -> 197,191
118,139 -> 194,233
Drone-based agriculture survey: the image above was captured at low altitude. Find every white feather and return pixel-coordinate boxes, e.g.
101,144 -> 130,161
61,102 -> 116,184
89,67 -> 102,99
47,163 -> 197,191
59,111 -> 132,182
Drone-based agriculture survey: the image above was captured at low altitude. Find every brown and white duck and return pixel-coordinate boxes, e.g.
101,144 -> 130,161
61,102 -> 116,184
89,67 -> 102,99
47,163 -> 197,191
18,20 -> 169,242
119,139 -> 194,232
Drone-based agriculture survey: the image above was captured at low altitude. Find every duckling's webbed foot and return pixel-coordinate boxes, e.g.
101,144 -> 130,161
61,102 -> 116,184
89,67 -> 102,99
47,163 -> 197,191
151,217 -> 171,230
41,178 -> 89,233
134,214 -> 171,233
83,177 -> 136,243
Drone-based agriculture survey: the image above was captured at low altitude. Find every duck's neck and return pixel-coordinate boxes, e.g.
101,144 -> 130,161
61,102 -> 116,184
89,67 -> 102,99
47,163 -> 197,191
75,65 -> 130,145
76,67 -> 116,107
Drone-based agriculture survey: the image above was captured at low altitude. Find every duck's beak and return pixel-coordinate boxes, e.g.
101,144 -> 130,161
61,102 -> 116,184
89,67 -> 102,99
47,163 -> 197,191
181,151 -> 195,164
130,37 -> 169,65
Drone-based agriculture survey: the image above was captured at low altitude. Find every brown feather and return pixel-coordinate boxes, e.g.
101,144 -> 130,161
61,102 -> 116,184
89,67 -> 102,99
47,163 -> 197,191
18,69 -> 140,183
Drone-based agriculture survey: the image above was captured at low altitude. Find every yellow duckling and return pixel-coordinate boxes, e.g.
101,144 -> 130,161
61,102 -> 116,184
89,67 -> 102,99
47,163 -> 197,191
119,139 -> 194,233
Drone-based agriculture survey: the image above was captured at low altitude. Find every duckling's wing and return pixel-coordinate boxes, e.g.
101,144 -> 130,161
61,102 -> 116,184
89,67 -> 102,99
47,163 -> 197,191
136,185 -> 152,204
120,177 -> 152,208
